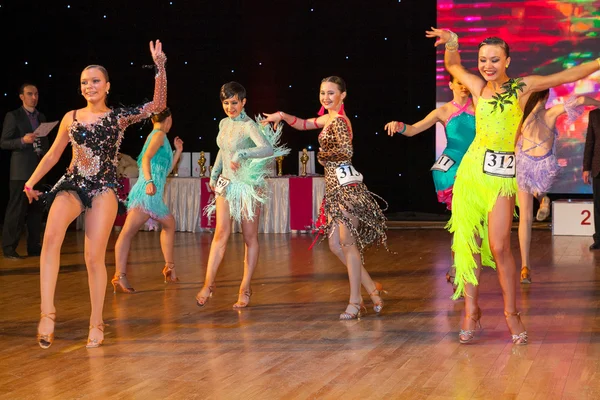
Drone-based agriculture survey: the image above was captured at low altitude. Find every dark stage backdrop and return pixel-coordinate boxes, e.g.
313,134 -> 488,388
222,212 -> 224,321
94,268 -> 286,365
0,0 -> 441,221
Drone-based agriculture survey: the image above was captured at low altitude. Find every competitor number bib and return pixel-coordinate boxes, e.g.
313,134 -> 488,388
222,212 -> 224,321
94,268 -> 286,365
335,164 -> 363,186
483,150 -> 515,178
214,175 -> 231,195
431,154 -> 455,172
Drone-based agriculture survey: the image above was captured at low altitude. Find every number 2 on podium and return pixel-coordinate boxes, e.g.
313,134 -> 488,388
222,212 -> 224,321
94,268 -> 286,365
581,210 -> 591,226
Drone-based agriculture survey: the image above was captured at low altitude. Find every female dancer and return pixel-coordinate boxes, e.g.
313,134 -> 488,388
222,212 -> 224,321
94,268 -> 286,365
426,27 -> 600,344
195,82 -> 288,309
24,40 -> 167,348
112,108 -> 183,293
384,76 -> 476,291
261,76 -> 389,320
516,92 -> 600,284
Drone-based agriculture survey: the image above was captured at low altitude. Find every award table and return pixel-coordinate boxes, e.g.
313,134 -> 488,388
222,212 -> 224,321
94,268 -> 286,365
94,176 -> 325,233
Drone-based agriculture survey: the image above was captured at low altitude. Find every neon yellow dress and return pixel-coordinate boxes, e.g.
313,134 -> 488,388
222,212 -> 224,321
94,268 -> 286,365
448,79 -> 524,299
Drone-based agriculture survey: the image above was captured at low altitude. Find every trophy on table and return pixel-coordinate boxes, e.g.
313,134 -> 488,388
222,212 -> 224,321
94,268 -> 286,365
300,148 -> 309,177
198,151 -> 206,176
276,155 -> 284,176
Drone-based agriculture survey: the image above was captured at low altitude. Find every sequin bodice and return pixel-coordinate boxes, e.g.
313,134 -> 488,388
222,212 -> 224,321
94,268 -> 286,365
473,91 -> 523,152
47,55 -> 168,208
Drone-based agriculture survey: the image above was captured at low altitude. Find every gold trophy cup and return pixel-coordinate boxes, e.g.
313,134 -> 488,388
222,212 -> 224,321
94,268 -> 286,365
300,148 -> 309,176
198,151 -> 206,176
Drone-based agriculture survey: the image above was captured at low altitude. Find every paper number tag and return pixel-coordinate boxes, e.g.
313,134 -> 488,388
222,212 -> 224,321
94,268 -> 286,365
483,150 -> 515,178
214,175 -> 230,195
335,164 -> 363,186
431,154 -> 456,172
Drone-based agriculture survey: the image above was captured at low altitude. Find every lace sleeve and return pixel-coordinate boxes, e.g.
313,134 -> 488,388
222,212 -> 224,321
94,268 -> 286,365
565,96 -> 584,124
318,117 -> 353,162
117,54 -> 167,130
232,121 -> 274,163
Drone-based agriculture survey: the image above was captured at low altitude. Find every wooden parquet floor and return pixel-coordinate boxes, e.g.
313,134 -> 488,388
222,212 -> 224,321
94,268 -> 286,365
1,228 -> 600,399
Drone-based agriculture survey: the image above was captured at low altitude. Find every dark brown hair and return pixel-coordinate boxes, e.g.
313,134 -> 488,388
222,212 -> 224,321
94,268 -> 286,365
321,76 -> 347,93
151,107 -> 172,123
220,81 -> 246,101
478,37 -> 510,58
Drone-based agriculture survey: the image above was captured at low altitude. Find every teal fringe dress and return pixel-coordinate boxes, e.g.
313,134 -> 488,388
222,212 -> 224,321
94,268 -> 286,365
127,128 -> 173,219
205,111 -> 289,222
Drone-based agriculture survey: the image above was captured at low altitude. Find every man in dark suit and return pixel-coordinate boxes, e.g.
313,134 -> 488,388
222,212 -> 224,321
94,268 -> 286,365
0,83 -> 49,258
583,108 -> 600,250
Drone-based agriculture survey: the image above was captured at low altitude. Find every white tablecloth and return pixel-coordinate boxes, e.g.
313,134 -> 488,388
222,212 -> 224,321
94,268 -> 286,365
77,176 -> 326,233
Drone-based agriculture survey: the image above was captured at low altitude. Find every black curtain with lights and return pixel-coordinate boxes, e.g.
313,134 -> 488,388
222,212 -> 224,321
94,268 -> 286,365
0,0 -> 442,221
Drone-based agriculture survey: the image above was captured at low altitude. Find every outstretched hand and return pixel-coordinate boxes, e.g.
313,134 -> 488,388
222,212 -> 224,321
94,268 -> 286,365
425,27 -> 452,47
261,112 -> 282,128
384,121 -> 405,136
150,40 -> 166,63
173,136 -> 184,152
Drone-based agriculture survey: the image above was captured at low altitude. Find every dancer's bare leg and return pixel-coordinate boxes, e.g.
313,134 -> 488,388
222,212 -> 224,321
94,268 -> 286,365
234,207 -> 260,307
157,213 -> 177,279
517,191 -> 533,269
38,192 -> 83,337
114,208 -> 150,276
327,217 -> 378,295
84,191 -> 118,344
489,195 -> 526,336
196,196 -> 231,300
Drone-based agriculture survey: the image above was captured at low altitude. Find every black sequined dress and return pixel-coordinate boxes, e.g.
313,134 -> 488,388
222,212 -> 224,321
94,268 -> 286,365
45,57 -> 167,211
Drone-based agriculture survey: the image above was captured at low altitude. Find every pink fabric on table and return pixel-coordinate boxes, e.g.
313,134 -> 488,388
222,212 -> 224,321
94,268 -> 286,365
200,177 -> 216,229
289,176 -> 313,230
114,177 -> 130,226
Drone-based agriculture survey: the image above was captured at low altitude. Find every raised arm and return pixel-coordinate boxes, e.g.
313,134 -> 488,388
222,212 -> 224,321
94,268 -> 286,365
524,59 -> 600,95
118,40 -> 167,128
24,112 -> 73,202
170,137 -> 183,173
385,108 -> 442,137
425,27 -> 485,99
260,111 -> 328,131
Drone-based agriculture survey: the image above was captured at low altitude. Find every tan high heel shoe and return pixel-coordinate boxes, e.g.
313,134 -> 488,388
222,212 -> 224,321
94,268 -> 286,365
369,282 -> 388,313
504,311 -> 528,345
37,312 -> 56,349
233,288 -> 252,308
162,262 -> 179,283
86,322 -> 107,349
339,302 -> 367,320
520,266 -> 532,284
459,307 -> 482,344
111,273 -> 135,293
196,285 -> 215,307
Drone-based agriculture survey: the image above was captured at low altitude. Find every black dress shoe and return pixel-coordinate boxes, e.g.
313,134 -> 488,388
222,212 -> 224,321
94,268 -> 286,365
589,242 -> 600,250
3,250 -> 25,259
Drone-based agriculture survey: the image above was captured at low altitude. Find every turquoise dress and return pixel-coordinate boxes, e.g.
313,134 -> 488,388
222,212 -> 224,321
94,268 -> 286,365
127,129 -> 173,219
431,99 -> 475,209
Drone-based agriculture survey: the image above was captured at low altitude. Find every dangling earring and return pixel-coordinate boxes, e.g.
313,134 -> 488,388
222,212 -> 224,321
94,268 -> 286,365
106,90 -> 110,95
338,103 -> 345,116
317,106 -> 325,116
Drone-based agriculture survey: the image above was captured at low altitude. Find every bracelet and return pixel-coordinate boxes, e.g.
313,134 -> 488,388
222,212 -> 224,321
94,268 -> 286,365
445,30 -> 459,51
290,116 -> 298,126
398,122 -> 407,134
312,118 -> 319,129
24,185 -> 32,191
145,179 -> 154,185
